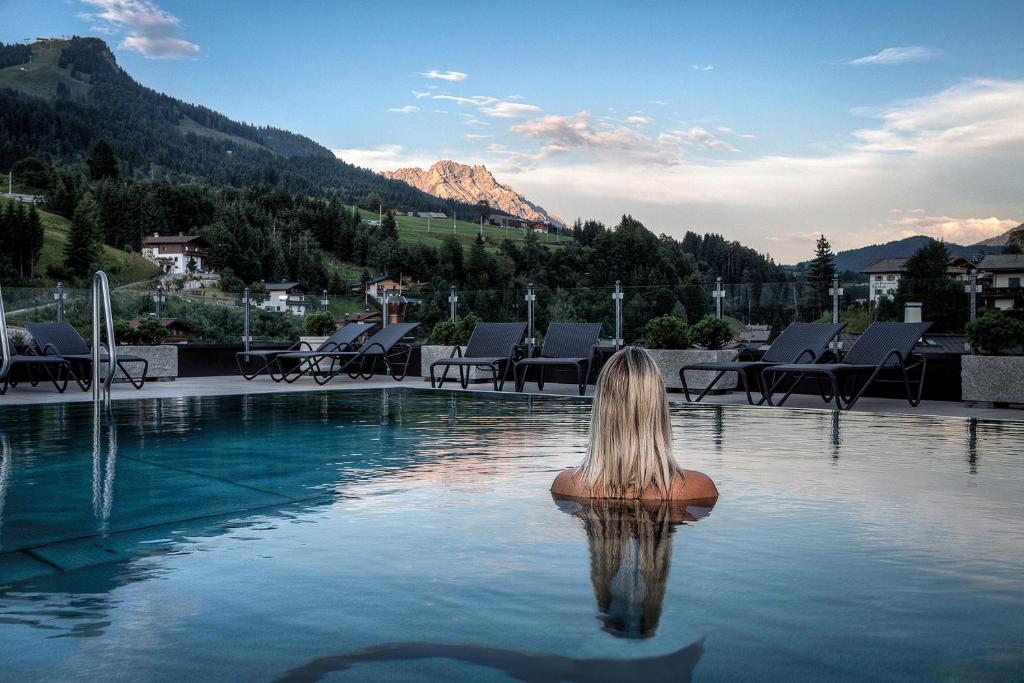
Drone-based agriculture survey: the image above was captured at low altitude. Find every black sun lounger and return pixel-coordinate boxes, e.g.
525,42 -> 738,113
275,322 -> 420,385
235,321 -> 379,381
25,321 -> 149,391
680,322 -> 846,404
0,287 -> 70,394
429,321 -> 527,391
514,322 -> 603,396
762,321 -> 932,411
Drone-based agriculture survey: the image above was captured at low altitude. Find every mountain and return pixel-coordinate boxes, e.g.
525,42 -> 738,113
0,38 -> 473,213
795,236 -> 1005,272
973,224 -> 1024,247
383,161 -> 565,227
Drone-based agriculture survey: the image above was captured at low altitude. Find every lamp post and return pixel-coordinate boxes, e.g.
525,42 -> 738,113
612,280 -> 624,349
320,289 -> 329,312
448,286 -> 458,322
965,269 -> 982,352
525,283 -> 536,352
242,287 -> 252,355
829,277 -> 844,355
54,281 -> 66,323
152,284 -> 165,318
713,277 -> 726,319
382,291 -> 389,328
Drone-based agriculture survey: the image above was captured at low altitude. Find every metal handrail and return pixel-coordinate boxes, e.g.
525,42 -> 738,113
91,271 -> 117,407
0,284 -> 11,382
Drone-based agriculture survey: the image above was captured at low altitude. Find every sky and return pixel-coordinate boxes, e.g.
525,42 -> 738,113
3,0 -> 1023,262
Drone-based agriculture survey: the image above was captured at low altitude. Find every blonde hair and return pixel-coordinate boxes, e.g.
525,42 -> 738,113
579,346 -> 682,498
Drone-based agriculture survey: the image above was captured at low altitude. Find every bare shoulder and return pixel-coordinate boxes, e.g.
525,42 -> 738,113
550,468 -> 585,496
673,469 -> 719,501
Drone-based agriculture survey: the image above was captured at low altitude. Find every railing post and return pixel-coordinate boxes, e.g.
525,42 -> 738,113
152,284 -> 164,318
320,289 -> 329,312
382,291 -> 389,328
828,277 -> 844,356
242,287 -> 252,355
612,280 -> 624,349
91,271 -> 116,409
0,284 -> 12,383
965,269 -> 981,353
713,277 -> 726,319
448,286 -> 458,322
54,281 -> 66,323
525,283 -> 536,352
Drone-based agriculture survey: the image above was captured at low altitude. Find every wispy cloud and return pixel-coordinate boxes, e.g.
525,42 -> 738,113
419,69 -> 468,81
462,115 -> 489,128
479,102 -> 543,118
626,115 -> 651,125
647,100 -> 670,106
465,133 -> 493,140
887,211 -> 1020,243
691,64 -> 714,71
387,105 -> 420,113
433,94 -> 497,106
79,0 -> 200,59
715,126 -> 757,139
845,46 -> 940,66
411,90 -> 430,99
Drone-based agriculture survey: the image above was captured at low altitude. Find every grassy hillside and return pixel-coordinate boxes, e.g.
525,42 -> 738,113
0,39 -> 91,100
359,209 -> 573,254
35,207 -> 162,285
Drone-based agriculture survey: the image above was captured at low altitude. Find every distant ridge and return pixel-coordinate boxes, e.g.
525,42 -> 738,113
796,235 -> 1004,272
383,160 -> 565,227
973,223 -> 1024,247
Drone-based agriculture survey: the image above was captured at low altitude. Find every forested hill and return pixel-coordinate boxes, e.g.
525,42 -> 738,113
804,236 -> 1004,273
0,37 -> 465,211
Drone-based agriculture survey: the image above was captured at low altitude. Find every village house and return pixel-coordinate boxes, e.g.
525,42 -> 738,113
142,234 -> 211,275
128,318 -> 191,343
262,282 -> 308,316
862,255 -> 976,303
364,274 -> 411,302
977,254 -> 1024,311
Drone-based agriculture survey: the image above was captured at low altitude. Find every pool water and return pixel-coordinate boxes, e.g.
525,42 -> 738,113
0,389 -> 1022,681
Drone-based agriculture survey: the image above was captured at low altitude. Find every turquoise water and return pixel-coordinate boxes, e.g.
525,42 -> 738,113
0,389 -> 1022,681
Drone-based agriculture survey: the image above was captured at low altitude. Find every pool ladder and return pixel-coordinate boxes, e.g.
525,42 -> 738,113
0,283 -> 12,384
92,271 -> 117,410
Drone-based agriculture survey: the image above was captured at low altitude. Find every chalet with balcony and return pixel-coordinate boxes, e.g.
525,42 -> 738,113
862,255 -> 976,303
142,234 -> 211,275
977,254 -> 1024,311
262,282 -> 307,316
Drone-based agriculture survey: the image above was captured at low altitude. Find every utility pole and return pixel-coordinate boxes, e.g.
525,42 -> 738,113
427,215 -> 430,233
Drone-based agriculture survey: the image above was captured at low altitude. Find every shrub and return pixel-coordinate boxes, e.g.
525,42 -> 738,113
643,315 -> 689,349
304,312 -> 337,336
966,310 -> 1024,355
430,313 -> 481,345
114,317 -> 168,345
688,315 -> 733,350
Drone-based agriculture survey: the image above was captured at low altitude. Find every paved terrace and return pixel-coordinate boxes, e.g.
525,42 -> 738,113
0,375 -> 1020,422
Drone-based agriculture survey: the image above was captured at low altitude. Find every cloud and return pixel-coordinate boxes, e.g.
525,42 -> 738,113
419,69 -> 468,81
479,101 -> 543,118
411,90 -> 430,99
626,115 -> 651,125
332,145 -> 446,172
691,64 -> 714,71
715,126 -> 757,139
887,212 -> 1020,243
79,0 -> 200,59
433,94 -> 497,106
648,100 -> 670,106
659,127 -> 740,152
845,46 -> 940,66
465,133 -> 493,140
462,116 -> 490,128
491,78 -> 1024,260
387,105 -> 420,113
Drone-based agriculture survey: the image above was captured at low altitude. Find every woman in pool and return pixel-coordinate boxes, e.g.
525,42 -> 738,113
551,346 -> 718,501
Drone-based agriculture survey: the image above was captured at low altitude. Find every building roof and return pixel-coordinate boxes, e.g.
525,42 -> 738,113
142,234 -> 209,246
367,274 -> 397,284
861,258 -> 909,274
264,282 -> 300,290
977,254 -> 1024,272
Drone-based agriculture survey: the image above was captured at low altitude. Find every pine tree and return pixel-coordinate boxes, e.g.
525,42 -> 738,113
381,211 -> 398,240
87,139 -> 119,180
27,204 -> 44,279
807,234 -> 836,316
66,193 -> 100,277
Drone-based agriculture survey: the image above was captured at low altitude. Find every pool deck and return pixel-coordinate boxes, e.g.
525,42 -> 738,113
1,374 -> 1021,422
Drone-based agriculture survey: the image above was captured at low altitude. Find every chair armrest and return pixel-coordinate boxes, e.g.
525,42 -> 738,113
794,348 -> 817,363
294,340 -> 313,351
41,343 -> 62,357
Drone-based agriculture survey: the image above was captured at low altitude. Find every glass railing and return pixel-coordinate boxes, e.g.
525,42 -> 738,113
2,275 -> 1016,349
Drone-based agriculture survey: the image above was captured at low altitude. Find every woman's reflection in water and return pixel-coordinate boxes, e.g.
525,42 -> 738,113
554,494 -> 715,639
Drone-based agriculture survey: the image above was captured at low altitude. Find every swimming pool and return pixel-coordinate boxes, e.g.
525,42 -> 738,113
0,389 -> 1022,681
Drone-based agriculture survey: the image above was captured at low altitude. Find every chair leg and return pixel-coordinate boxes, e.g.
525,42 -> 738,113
538,366 -> 545,391
680,368 -> 693,402
514,363 -> 525,392
576,364 -> 585,396
497,361 -> 511,392
738,370 -> 754,405
694,370 -> 726,403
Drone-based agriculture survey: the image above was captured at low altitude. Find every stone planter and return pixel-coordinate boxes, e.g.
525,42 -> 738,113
420,345 -> 487,383
647,348 -> 740,391
961,355 -> 1024,406
299,336 -> 329,350
113,345 -> 178,382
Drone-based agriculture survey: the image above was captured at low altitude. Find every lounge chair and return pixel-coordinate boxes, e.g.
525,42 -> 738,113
680,322 -> 846,404
25,321 -> 149,391
761,321 -> 932,410
0,287 -> 70,394
235,322 -> 379,381
514,322 -> 603,396
276,322 -> 420,385
429,322 -> 527,391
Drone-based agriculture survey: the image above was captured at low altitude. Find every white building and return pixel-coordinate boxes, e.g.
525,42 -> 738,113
262,282 -> 308,316
862,258 -> 907,302
142,234 -> 211,275
977,254 -> 1024,311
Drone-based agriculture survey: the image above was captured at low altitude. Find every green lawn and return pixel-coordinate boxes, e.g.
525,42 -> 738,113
36,207 -> 162,286
0,40 -> 91,101
352,207 -> 572,254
